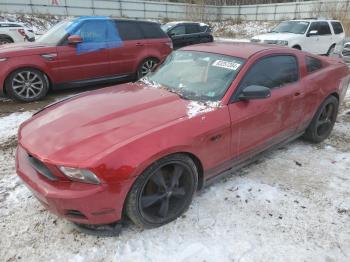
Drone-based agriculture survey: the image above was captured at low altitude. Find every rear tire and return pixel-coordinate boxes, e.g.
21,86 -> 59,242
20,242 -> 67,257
136,58 -> 159,80
5,68 -> 49,102
327,44 -> 336,56
0,36 -> 13,45
125,154 -> 198,229
303,96 -> 339,143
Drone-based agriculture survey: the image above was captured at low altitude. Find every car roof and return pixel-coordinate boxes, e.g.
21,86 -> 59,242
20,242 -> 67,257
165,21 -> 208,26
291,19 -> 341,23
180,42 -> 291,60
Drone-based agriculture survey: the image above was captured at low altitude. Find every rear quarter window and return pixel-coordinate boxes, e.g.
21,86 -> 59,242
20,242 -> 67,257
139,22 -> 167,39
305,56 -> 323,73
199,24 -> 210,33
331,22 -> 344,34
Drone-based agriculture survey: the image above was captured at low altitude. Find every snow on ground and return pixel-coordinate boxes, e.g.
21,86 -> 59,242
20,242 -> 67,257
0,90 -> 350,261
0,13 -> 63,35
211,21 -> 276,39
0,112 -> 32,144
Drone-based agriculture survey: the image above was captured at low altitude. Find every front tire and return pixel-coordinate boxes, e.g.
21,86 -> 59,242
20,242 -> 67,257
125,154 -> 198,229
0,36 -> 13,45
5,68 -> 49,102
303,96 -> 339,143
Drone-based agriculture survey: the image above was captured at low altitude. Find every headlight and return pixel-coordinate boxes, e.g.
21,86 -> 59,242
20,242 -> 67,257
0,58 -> 8,62
276,40 -> 288,46
58,166 -> 101,184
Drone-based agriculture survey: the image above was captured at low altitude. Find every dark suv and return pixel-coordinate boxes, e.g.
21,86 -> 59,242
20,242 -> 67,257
161,22 -> 213,49
0,17 -> 172,102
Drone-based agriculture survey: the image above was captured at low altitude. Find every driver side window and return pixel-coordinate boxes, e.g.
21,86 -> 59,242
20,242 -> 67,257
78,20 -> 108,43
170,25 -> 185,36
308,22 -> 319,35
239,55 -> 299,90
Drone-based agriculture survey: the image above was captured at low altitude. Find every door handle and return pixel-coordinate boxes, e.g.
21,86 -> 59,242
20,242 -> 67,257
294,92 -> 303,97
136,43 -> 144,47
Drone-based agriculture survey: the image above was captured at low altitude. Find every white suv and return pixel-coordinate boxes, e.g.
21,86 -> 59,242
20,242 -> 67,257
251,19 -> 345,55
0,22 -> 35,45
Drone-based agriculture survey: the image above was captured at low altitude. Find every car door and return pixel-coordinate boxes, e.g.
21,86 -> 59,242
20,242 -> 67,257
317,21 -> 333,54
304,22 -> 322,54
185,23 -> 201,45
168,24 -> 186,49
56,20 -> 111,84
228,55 -> 303,160
109,21 -> 147,76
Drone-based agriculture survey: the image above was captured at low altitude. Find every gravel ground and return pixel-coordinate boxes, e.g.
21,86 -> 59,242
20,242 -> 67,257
0,88 -> 349,262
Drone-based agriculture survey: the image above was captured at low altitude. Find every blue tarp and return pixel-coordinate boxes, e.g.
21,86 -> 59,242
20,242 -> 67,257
65,16 -> 123,55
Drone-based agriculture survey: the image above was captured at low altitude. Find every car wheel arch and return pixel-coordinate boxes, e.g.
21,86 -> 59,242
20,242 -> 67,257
329,91 -> 339,101
121,150 -> 204,219
292,44 -> 302,50
0,34 -> 14,42
130,150 -> 204,190
4,66 -> 52,94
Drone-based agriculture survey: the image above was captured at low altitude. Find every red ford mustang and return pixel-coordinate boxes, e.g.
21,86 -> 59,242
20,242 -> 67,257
16,43 -> 349,231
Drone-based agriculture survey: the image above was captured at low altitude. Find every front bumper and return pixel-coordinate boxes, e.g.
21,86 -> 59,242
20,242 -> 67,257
16,145 -> 133,225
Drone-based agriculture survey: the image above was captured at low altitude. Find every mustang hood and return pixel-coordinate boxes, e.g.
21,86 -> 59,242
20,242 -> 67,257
19,83 -> 190,165
0,42 -> 54,57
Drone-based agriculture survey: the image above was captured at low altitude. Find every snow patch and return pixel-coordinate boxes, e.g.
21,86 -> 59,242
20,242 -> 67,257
0,112 -> 32,144
187,101 -> 221,118
138,77 -> 162,89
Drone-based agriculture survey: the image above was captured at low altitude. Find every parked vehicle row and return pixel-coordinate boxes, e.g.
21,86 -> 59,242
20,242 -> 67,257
161,21 -> 213,49
251,19 -> 345,55
0,17 -> 173,102
0,17 -> 216,102
16,42 -> 350,231
0,22 -> 35,44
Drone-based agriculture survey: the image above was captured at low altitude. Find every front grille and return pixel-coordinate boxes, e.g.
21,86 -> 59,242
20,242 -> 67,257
264,40 -> 277,44
27,154 -> 57,181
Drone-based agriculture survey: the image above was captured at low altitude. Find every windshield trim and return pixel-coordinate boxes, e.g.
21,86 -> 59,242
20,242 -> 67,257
37,20 -> 73,46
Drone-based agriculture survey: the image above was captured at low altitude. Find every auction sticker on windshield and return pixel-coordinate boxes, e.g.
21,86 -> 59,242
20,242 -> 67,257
212,60 -> 241,70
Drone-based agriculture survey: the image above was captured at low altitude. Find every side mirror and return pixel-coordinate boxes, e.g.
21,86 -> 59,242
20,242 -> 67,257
307,30 -> 318,37
169,32 -> 175,38
239,85 -> 271,100
68,35 -> 83,45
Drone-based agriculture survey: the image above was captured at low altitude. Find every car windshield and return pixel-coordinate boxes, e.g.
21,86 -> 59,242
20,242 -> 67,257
144,51 -> 245,101
37,20 -> 72,45
161,23 -> 177,32
272,21 -> 309,34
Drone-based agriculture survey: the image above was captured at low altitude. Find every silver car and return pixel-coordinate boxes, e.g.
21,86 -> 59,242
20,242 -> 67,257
332,38 -> 350,63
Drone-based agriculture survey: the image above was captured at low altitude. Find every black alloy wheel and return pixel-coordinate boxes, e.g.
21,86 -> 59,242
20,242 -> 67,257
126,154 -> 198,228
304,95 -> 339,143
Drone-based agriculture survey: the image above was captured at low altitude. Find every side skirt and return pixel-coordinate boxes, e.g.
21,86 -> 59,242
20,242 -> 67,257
202,131 -> 304,189
52,74 -> 133,90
